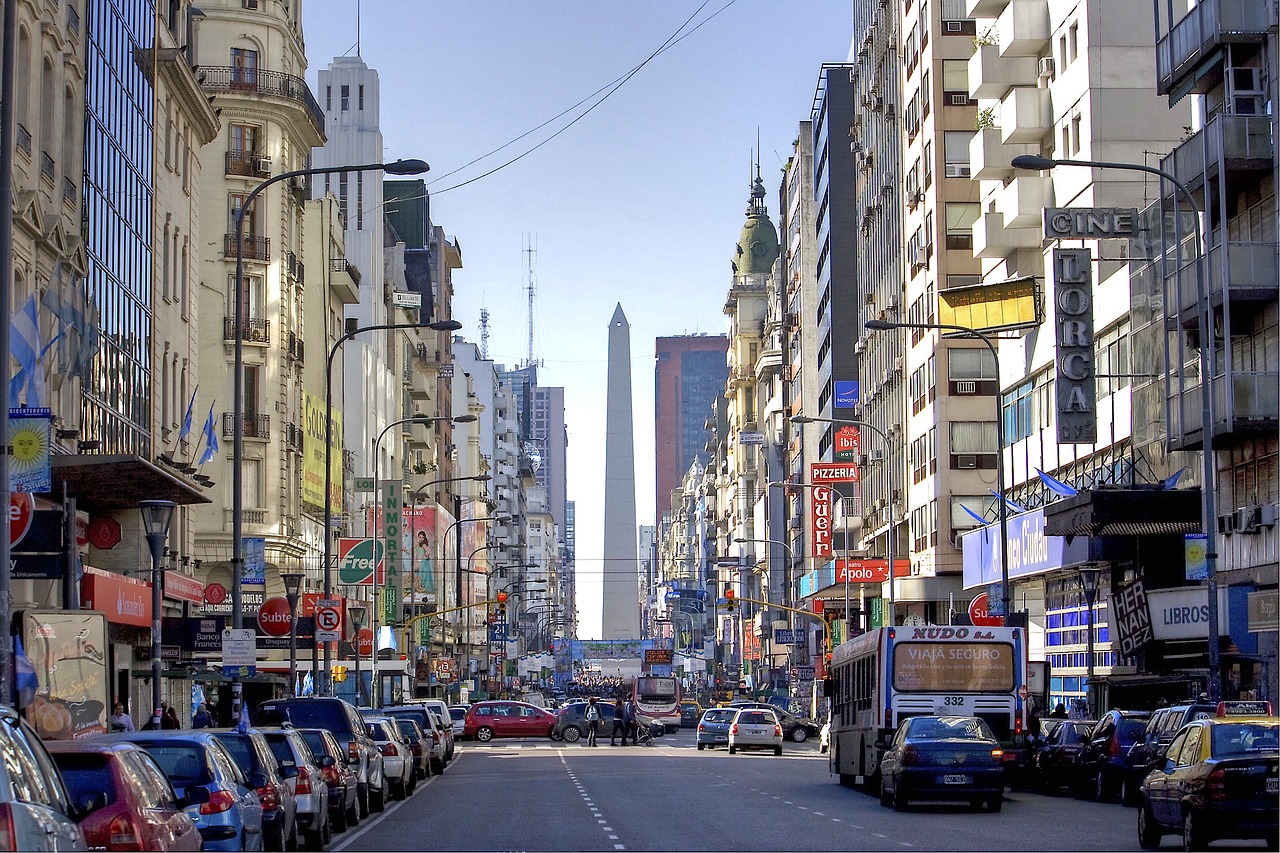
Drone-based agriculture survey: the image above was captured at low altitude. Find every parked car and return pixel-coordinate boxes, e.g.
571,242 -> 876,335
728,701 -> 821,743
252,697 -> 386,818
1079,709 -> 1152,802
727,708 -> 784,756
392,718 -> 429,781
696,707 -> 736,751
552,700 -> 616,743
465,700 -> 558,742
380,703 -> 454,770
209,729 -> 298,852
255,728 -> 330,850
104,731 -> 265,852
1032,720 -> 1096,793
1138,701 -> 1279,851
0,708 -> 88,851
47,739 -> 200,851
1122,702 -> 1217,805
295,728 -> 359,834
363,716 -> 413,800
878,716 -> 1006,812
448,706 -> 468,737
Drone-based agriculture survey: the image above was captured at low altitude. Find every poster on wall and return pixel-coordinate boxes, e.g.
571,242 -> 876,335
22,610 -> 109,740
8,407 -> 52,493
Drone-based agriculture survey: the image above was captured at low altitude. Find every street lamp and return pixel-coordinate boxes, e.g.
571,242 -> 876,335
320,317 -> 462,695
347,603 -> 367,707
140,500 -> 176,730
1010,153 -> 1221,702
864,320 -> 1011,624
230,157 -> 429,719
281,571 -> 304,697
1076,563 -> 1103,720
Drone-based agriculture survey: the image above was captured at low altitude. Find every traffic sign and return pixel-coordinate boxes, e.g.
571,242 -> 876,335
221,628 -> 257,670
315,603 -> 342,643
968,593 -> 1004,627
257,597 -> 293,637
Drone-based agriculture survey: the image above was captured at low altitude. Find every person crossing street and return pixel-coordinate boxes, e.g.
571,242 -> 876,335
584,697 -> 601,746
610,697 -> 627,745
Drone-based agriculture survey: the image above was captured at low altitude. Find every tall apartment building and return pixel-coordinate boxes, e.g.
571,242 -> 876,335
654,335 -> 729,527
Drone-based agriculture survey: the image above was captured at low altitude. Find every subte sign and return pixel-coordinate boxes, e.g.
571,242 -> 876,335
968,593 -> 1004,627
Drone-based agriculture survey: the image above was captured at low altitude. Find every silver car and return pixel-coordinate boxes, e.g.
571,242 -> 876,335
728,708 -> 784,756
258,728 -> 330,850
0,709 -> 87,850
363,716 -> 413,801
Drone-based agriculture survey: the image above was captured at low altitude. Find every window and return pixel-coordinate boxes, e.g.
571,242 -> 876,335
230,47 -> 258,89
951,494 -> 998,530
942,60 -> 968,98
228,193 -> 258,236
340,84 -> 350,111
1095,321 -> 1131,398
229,274 -> 265,321
358,85 -> 364,110
241,457 -> 263,508
922,140 -> 933,186
1068,22 -> 1078,62
945,202 -> 979,250
949,421 -> 997,468
943,131 -> 974,177
1003,380 -> 1034,444
948,348 -> 996,380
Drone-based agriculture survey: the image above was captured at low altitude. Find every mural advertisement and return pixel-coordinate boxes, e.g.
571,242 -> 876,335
302,391 -> 342,509
23,610 -> 109,740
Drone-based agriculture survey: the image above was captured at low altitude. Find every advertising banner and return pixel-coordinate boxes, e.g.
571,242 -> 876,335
380,480 -> 403,618
242,537 -> 265,585
835,559 -> 910,584
1053,248 -> 1098,444
23,610 -> 109,740
811,484 -> 833,559
302,391 -> 343,509
1111,578 -> 1155,656
10,493 -> 64,579
80,567 -> 151,627
337,538 -> 385,586
833,425 -> 861,461
9,407 -> 52,493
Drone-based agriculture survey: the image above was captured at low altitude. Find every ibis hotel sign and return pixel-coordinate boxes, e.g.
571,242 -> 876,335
1053,249 -> 1097,444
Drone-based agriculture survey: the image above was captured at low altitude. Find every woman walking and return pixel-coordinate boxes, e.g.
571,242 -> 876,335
585,697 -> 601,746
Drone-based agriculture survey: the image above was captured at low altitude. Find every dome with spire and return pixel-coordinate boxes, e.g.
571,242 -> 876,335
732,169 -> 780,276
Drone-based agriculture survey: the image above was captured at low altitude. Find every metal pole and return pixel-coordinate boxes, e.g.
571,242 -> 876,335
1085,585 -> 1097,719
352,613 -> 362,706
286,590 -> 299,697
147,533 -> 165,729
0,0 -> 18,705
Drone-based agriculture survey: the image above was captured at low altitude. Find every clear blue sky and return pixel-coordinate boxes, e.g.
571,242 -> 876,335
304,1 -> 853,639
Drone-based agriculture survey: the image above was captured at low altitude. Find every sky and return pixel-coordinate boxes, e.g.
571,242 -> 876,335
303,1 -> 854,639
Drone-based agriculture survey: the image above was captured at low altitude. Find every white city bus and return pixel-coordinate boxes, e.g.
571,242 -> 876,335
632,675 -> 681,732
827,625 -> 1029,785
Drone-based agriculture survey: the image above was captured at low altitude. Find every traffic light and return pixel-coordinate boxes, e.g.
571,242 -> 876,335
331,665 -> 348,683
496,591 -> 508,604
723,584 -> 736,612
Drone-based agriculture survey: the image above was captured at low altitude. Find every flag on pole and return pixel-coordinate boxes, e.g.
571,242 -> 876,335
9,295 -> 46,408
13,634 -> 38,710
990,490 -> 1026,512
198,404 -> 220,465
1163,468 -> 1185,490
1035,468 -> 1079,497
301,672 -> 314,697
960,504 -> 990,527
178,389 -> 197,442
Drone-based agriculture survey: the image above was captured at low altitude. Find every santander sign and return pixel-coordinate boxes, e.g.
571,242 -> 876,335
258,596 -> 294,637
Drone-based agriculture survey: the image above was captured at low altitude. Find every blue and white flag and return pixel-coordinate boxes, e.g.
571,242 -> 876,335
13,634 -> 38,710
9,295 -> 45,408
301,671 -> 315,697
1036,468 -> 1078,497
1163,468 -> 1185,490
990,490 -> 1026,512
40,263 -> 98,378
178,390 -> 197,442
960,504 -> 990,527
198,404 -> 219,465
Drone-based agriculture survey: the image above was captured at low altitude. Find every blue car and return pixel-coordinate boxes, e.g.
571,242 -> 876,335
878,715 -> 1007,812
98,731 -> 265,852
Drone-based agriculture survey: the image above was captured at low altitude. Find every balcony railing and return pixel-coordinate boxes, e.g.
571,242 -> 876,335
223,233 -> 270,261
221,412 -> 271,439
1162,114 -> 1274,190
62,177 -> 76,206
15,124 -> 30,157
225,150 -> 271,177
198,66 -> 325,135
1170,371 -> 1280,445
1175,240 -> 1279,318
223,316 -> 270,343
1156,0 -> 1274,95
40,152 -> 55,184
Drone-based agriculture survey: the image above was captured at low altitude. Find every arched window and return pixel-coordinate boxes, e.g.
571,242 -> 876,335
40,57 -> 56,172
16,28 -> 31,137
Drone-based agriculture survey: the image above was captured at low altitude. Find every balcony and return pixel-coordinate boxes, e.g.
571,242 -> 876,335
966,0 -> 1007,18
1156,0 -> 1274,96
224,233 -> 270,261
969,43 -> 1038,100
198,67 -> 325,136
997,0 -> 1050,56
971,128 -> 1037,181
972,210 -> 1041,258
15,124 -> 30,157
1170,371 -> 1279,448
222,412 -> 271,439
1174,240 -> 1279,322
223,316 -> 270,343
997,172 -> 1050,228
1000,86 -> 1051,144
40,152 -> 55,184
225,150 -> 271,178
1161,113 -> 1274,192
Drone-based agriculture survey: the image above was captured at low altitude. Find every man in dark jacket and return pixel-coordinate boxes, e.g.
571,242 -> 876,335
610,697 -> 627,745
624,698 -> 639,745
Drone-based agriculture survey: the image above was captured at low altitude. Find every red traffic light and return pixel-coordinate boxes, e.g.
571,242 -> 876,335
496,592 -> 508,604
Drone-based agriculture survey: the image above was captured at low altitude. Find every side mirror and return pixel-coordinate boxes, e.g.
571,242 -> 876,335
278,763 -> 299,779
319,755 -> 337,768
248,771 -> 269,790
73,791 -> 107,820
180,785 -> 212,808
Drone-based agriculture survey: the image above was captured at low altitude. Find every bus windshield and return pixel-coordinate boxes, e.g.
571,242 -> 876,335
635,677 -> 677,700
891,642 -> 1015,692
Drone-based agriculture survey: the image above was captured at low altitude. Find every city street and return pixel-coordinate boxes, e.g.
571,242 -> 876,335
327,729 -> 1211,852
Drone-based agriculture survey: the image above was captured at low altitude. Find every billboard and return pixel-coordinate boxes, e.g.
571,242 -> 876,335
23,610 -> 109,740
938,276 -> 1043,333
302,391 -> 342,509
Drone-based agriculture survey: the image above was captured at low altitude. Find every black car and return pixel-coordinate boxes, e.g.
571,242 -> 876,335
1120,702 -> 1217,805
551,701 -> 615,742
1032,720 -> 1096,794
877,715 -> 1006,812
1079,709 -> 1152,802
1137,702 -> 1278,851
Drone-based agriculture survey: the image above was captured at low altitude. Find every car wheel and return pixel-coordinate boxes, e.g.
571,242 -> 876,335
391,777 -> 406,801
697,742 -> 705,751
879,780 -> 892,807
331,800 -> 348,834
969,798 -> 984,811
1137,803 -> 1162,851
729,744 -> 737,754
774,745 -> 783,756
346,792 -> 360,828
791,727 -> 808,743
357,784 -> 369,819
287,817 -> 299,851
987,796 -> 1002,812
476,726 -> 494,743
266,818 -> 286,851
562,726 -> 581,743
431,757 -> 445,775
1095,769 -> 1115,802
892,782 -> 909,812
371,778 -> 387,813
1182,809 -> 1207,852
322,818 -> 332,846
304,822 -> 326,852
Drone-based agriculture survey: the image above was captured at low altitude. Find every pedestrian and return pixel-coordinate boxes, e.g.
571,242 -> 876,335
109,702 -> 135,732
1048,702 -> 1068,719
191,703 -> 212,729
162,706 -> 181,729
610,697 -> 626,745
625,698 -> 639,746
584,697 -> 601,746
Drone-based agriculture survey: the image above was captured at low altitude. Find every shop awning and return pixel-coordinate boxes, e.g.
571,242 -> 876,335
53,455 -> 211,512
1043,488 -> 1202,537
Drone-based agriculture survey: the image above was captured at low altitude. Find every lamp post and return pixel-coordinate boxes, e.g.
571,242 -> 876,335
347,603 -> 367,707
281,571 -> 303,697
320,317 -> 461,695
139,500 -> 176,730
1011,153 -> 1221,702
1077,563 -> 1103,719
230,158 -> 429,718
864,320 -> 1011,624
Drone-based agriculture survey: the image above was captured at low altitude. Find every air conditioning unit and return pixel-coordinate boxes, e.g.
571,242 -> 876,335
1236,505 -> 1262,533
243,0 -> 259,8
956,454 -> 979,469
856,454 -> 869,466
1038,57 -> 1055,78
249,327 -> 266,342
945,163 -> 972,178
886,296 -> 899,311
1217,513 -> 1238,535
854,338 -> 867,354
1231,67 -> 1265,115
893,356 -> 904,373
869,449 -> 886,463
1260,504 -> 1278,528
945,20 -> 964,32
254,157 -> 272,174
911,245 -> 930,269
955,380 -> 978,395
948,92 -> 971,106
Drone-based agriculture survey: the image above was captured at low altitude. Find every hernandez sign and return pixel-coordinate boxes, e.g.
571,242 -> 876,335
1110,578 -> 1155,656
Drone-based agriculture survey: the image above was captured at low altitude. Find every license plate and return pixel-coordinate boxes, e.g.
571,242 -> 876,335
1267,778 -> 1278,794
940,774 -> 971,785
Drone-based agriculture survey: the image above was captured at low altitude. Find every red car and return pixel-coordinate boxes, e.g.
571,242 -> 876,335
47,740 -> 203,851
463,700 -> 557,742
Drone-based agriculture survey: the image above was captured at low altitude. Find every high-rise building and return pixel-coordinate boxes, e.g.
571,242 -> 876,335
654,335 -> 728,527
602,304 -> 641,639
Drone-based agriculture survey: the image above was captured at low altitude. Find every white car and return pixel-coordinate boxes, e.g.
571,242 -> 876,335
364,716 -> 415,801
448,705 -> 468,737
728,707 -> 784,756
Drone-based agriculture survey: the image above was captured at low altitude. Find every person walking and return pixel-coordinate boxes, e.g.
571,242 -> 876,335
610,697 -> 627,745
584,697 -> 601,746
624,698 -> 640,745
191,703 -> 213,729
109,702 -> 135,732
162,706 -> 181,729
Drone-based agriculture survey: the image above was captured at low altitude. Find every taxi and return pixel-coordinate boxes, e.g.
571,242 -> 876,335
1137,700 -> 1278,851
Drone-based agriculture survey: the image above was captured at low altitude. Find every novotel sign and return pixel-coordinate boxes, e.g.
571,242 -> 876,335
1044,207 -> 1138,240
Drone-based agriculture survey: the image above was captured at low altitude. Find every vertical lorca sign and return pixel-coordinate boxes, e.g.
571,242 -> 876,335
380,480 -> 402,625
811,484 -> 833,559
1054,248 -> 1097,444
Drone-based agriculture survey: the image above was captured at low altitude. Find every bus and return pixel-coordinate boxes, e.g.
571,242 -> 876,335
632,675 -> 681,732
827,625 -> 1029,786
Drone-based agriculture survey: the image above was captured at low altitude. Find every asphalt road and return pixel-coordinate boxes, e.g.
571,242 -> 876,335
329,729 -> 1269,852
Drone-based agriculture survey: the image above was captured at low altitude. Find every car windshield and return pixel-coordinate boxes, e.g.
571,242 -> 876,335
908,717 -> 995,740
394,721 -> 419,741
367,722 -> 392,741
211,735 -> 258,771
136,744 -> 211,786
1117,718 -> 1149,740
449,708 -> 466,721
703,710 -> 735,722
51,754 -> 118,807
1064,723 -> 1093,743
263,734 -> 308,767
738,711 -> 774,724
1211,722 -> 1280,756
298,731 -> 331,758
255,702 -> 344,731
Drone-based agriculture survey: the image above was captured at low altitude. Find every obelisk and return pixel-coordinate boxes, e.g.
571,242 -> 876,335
602,304 -> 641,639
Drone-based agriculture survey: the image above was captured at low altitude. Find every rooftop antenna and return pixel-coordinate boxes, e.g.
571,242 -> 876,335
356,0 -> 362,57
524,235 -> 541,369
479,307 -> 491,360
